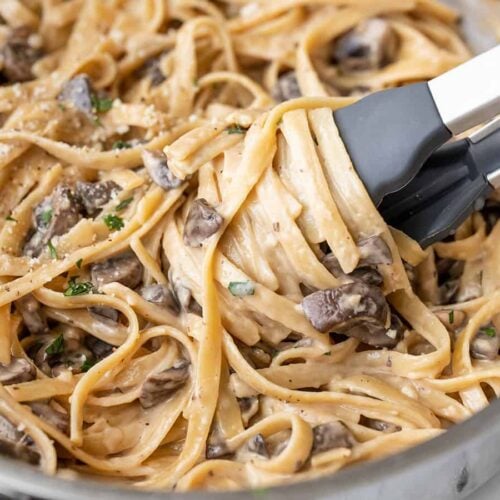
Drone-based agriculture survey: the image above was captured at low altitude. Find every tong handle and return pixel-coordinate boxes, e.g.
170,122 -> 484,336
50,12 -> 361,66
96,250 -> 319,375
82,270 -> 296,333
429,45 -> 500,136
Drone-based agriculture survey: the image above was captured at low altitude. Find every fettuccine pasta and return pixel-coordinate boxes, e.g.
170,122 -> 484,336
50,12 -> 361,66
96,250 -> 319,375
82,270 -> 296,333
0,0 -> 497,493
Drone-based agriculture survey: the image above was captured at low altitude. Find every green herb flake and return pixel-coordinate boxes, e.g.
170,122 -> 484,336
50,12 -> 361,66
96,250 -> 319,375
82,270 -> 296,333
47,239 -> 58,259
91,95 -> 114,113
112,140 -> 132,150
5,215 -> 16,222
58,103 -> 66,111
483,326 -> 497,338
226,124 -> 248,135
448,310 -> 455,325
103,214 -> 125,231
82,357 -> 96,372
115,197 -> 133,212
228,281 -> 255,297
323,351 -> 332,356
41,208 -> 53,225
76,258 -> 83,269
45,334 -> 64,355
63,276 -> 94,297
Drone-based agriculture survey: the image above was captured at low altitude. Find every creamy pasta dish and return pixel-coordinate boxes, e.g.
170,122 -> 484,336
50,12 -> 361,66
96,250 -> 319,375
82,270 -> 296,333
0,0 -> 498,493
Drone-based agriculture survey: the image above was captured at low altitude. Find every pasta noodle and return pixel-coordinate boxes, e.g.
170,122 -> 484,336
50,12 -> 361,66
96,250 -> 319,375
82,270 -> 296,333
0,0 -> 497,493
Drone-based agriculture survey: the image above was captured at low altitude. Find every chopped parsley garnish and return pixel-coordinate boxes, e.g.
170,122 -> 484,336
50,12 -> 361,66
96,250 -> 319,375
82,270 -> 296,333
103,214 -> 125,231
45,335 -> 64,355
5,215 -> 16,222
58,103 -> 66,111
226,124 -> 248,135
63,276 -> 94,297
91,95 -> 114,113
228,281 -> 255,297
112,140 -> 132,150
76,258 -> 83,269
47,240 -> 58,259
81,357 -> 96,372
323,351 -> 332,356
41,208 -> 53,225
448,310 -> 454,325
115,197 -> 133,211
483,326 -> 497,338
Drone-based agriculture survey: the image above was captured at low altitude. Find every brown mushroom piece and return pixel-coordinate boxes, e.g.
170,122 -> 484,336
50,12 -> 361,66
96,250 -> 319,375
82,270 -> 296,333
29,326 -> 94,377
359,415 -> 401,433
23,185 -> 83,258
137,57 -> 166,86
139,359 -> 190,409
168,269 -> 202,315
470,327 -> 499,361
75,181 -> 121,217
0,415 -> 40,465
272,71 -> 302,102
206,441 -> 233,460
142,150 -> 183,191
345,313 -> 405,348
238,397 -> 259,427
84,335 -> 114,360
183,199 -> 223,248
0,357 -> 35,385
57,74 -> 95,117
140,284 -> 180,314
247,433 -> 269,458
90,252 -> 143,290
322,253 -> 383,286
89,306 -> 120,323
332,18 -> 398,73
312,422 -> 356,455
358,236 -> 393,266
302,282 -> 389,334
1,27 -> 42,83
239,344 -> 272,369
28,402 -> 69,434
15,294 -> 48,335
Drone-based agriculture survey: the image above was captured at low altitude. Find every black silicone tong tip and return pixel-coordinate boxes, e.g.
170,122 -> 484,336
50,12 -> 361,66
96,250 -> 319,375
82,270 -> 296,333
334,82 -> 452,207
379,120 -> 500,247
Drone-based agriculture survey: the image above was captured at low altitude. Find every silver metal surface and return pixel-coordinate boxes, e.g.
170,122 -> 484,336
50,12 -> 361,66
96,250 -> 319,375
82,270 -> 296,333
470,116 -> 500,144
429,45 -> 500,136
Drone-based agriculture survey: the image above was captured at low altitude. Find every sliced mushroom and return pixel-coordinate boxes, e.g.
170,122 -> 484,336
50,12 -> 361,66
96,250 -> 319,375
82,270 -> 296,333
23,184 -> 83,258
29,326 -> 93,377
168,269 -> 202,315
239,345 -> 272,369
345,313 -> 405,348
140,284 -> 180,314
15,294 -> 48,335
312,422 -> 356,455
358,236 -> 392,266
470,327 -> 499,361
247,433 -> 269,458
272,71 -> 302,102
90,252 -> 143,290
302,282 -> 389,334
28,402 -> 69,434
89,306 -> 120,323
84,335 -> 114,360
0,415 -> 40,465
75,180 -> 121,217
206,441 -> 233,460
333,18 -> 398,73
238,397 -> 259,427
359,415 -> 401,433
142,150 -> 183,190
137,57 -> 166,86
57,74 -> 94,117
139,359 -> 190,409
0,357 -> 35,385
1,27 -> 42,83
348,267 -> 384,287
183,199 -> 223,247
